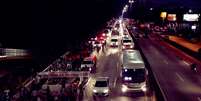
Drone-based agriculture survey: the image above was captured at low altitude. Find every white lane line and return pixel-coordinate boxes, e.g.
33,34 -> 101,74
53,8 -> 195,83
198,97 -> 201,101
113,77 -> 117,87
175,72 -> 184,82
163,60 -> 168,64
183,61 -> 190,66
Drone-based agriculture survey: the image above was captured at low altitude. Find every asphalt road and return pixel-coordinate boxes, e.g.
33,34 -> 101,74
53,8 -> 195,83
136,34 -> 201,101
82,38 -> 156,101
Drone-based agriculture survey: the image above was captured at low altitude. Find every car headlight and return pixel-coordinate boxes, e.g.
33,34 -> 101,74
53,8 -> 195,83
123,46 -> 125,49
130,45 -> 133,48
141,84 -> 147,92
124,77 -> 132,81
103,89 -> 109,93
122,85 -> 128,92
93,89 -> 97,93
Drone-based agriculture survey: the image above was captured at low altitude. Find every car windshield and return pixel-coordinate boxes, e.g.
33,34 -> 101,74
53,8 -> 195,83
111,39 -> 117,42
123,40 -> 132,43
95,41 -> 100,44
95,81 -> 107,87
122,68 -> 145,83
82,61 -> 93,64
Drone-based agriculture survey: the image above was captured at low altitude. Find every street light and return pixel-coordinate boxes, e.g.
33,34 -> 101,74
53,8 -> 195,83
125,5 -> 129,8
122,5 -> 128,17
129,0 -> 134,4
188,9 -> 192,13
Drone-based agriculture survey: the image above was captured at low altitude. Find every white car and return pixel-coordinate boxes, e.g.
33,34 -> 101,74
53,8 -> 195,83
110,37 -> 119,47
93,77 -> 110,96
81,57 -> 96,72
93,41 -> 102,48
122,37 -> 134,49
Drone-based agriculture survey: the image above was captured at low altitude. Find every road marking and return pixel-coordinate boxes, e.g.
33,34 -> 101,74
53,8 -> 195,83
163,60 -> 168,64
198,97 -> 201,101
183,61 -> 190,66
175,72 -> 184,82
113,77 -> 117,87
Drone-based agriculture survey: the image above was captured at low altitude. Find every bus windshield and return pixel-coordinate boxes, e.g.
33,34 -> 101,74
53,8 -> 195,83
122,68 -> 145,83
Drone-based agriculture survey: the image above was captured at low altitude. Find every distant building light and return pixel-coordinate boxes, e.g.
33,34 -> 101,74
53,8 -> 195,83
160,12 -> 167,19
167,14 -> 177,21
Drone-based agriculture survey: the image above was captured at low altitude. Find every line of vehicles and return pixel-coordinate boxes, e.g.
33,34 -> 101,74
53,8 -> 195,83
88,18 -> 149,97
120,24 -> 148,93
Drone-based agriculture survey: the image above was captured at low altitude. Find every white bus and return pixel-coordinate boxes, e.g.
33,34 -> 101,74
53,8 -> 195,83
120,49 -> 148,93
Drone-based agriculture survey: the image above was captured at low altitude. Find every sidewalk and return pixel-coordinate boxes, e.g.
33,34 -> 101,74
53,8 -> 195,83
167,35 -> 201,53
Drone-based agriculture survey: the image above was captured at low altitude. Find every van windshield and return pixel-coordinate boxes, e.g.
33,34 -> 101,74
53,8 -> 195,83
123,40 -> 132,43
111,39 -> 118,42
82,61 -> 93,64
95,81 -> 108,87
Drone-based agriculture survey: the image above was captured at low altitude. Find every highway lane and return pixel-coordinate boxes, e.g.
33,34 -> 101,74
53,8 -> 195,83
82,39 -> 155,101
136,35 -> 201,101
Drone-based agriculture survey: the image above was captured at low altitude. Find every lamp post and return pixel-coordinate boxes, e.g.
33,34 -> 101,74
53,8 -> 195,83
121,5 -> 129,18
129,0 -> 134,7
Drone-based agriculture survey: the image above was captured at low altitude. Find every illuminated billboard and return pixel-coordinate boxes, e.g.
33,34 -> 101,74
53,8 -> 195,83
160,12 -> 167,19
183,14 -> 199,21
167,14 -> 176,21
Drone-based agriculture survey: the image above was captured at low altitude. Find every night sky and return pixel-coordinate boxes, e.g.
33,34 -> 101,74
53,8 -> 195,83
1,0 -> 201,64
1,0 -> 200,48
148,0 -> 201,9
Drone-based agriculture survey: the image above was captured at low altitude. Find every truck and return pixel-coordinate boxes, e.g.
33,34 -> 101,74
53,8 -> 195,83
120,49 -> 148,93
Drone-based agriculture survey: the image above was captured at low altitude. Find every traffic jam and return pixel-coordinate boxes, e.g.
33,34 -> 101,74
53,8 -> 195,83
11,18 -> 151,101
87,18 -> 148,96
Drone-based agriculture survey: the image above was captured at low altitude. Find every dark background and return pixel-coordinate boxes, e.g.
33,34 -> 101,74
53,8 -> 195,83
1,0 -> 201,65
1,0 -> 126,65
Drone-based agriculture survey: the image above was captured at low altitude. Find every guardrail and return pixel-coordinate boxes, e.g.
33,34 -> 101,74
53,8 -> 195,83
38,71 -> 90,79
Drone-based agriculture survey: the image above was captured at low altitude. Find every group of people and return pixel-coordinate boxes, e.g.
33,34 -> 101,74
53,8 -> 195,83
11,77 -> 81,101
